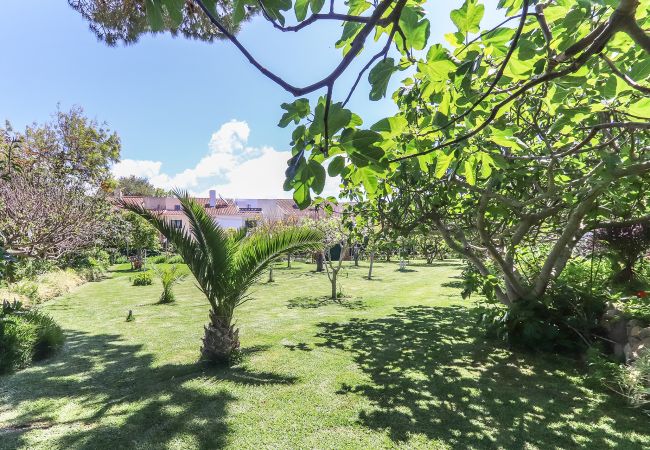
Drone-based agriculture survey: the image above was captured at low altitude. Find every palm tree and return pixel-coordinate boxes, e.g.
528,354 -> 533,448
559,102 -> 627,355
123,191 -> 323,362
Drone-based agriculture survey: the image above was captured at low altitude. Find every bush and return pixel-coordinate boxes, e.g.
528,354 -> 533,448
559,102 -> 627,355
167,255 -> 184,264
0,301 -> 64,374
114,255 -> 129,264
132,271 -> 153,286
465,257 -> 609,354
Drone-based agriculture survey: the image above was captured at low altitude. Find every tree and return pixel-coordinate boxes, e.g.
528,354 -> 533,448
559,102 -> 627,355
153,264 -> 188,303
123,211 -> 161,258
0,174 -> 108,259
0,108 -> 120,259
69,0 -> 254,45
302,216 -> 351,299
124,192 -> 322,362
414,230 -> 448,264
116,175 -> 168,196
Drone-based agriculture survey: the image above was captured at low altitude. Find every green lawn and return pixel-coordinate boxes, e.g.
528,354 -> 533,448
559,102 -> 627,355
1,260 -> 648,449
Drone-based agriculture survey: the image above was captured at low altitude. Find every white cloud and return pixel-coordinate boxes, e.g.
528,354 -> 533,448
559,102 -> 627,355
112,120 -> 340,199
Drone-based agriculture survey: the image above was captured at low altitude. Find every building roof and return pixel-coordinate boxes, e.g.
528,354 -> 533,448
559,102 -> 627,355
116,195 -> 345,219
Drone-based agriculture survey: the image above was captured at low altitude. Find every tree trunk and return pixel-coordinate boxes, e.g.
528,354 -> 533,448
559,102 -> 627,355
368,253 -> 374,279
331,270 -> 338,300
386,253 -> 391,262
200,312 -> 240,363
287,253 -> 291,268
353,247 -> 359,266
316,253 -> 324,272
268,266 -> 274,282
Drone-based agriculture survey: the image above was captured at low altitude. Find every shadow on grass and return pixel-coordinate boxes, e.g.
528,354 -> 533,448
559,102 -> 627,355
408,261 -> 464,268
0,331 -> 294,449
441,280 -> 464,289
287,296 -> 366,310
316,306 -> 649,449
395,268 -> 418,273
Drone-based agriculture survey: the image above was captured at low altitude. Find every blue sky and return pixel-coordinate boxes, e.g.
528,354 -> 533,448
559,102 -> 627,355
0,0 -> 502,197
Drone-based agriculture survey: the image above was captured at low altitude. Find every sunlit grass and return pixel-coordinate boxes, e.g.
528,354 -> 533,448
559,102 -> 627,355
0,260 -> 648,449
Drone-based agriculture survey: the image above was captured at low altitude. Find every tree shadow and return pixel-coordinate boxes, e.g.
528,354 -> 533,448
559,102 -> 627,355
0,331 -> 294,449
286,296 -> 366,310
408,261 -> 464,268
441,280 -> 464,289
316,306 -> 650,449
395,268 -> 418,273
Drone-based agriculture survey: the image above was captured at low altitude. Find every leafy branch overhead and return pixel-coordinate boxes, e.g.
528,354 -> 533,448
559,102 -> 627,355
76,0 -> 649,208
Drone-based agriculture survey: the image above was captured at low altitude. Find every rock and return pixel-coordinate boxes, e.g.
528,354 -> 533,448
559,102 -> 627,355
624,343 -> 632,362
608,319 -> 628,344
630,326 -> 643,338
627,319 -> 642,329
613,343 -> 625,359
603,309 -> 621,320
639,327 -> 650,339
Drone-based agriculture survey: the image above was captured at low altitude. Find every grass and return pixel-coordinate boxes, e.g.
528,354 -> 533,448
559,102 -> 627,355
0,260 -> 649,449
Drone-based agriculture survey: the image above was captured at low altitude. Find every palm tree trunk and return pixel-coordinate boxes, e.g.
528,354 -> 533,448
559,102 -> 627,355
201,311 -> 240,362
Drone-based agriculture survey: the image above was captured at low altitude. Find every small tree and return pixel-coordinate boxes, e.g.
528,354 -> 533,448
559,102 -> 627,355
123,211 -> 161,260
153,264 -> 188,304
124,192 -> 322,361
303,216 -> 350,299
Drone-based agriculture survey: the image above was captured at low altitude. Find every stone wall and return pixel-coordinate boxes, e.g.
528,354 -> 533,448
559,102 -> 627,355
602,304 -> 650,362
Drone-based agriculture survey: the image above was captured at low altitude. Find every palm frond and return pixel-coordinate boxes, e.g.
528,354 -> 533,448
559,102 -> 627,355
231,226 -> 323,296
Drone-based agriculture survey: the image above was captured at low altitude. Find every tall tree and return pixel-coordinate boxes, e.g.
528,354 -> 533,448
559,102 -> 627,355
117,175 -> 167,196
124,192 -> 322,361
0,108 -> 121,259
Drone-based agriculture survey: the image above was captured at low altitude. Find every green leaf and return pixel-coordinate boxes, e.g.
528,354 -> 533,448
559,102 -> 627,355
260,0 -> 291,26
435,151 -> 455,178
308,160 -> 326,194
464,159 -> 476,185
398,6 -> 430,51
368,58 -> 397,101
310,0 -> 325,14
310,101 -> 352,136
293,182 -> 311,208
450,0 -> 484,34
626,98 -> 650,118
294,0 -> 309,21
370,116 -> 408,136
359,168 -> 379,194
327,156 -> 344,177
278,99 -> 310,128
489,129 -> 524,151
340,129 -> 385,167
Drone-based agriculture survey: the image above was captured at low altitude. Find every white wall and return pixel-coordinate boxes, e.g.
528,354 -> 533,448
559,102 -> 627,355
215,217 -> 245,229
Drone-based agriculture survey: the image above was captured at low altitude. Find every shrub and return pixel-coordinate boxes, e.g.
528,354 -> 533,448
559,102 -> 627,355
0,301 -> 64,374
148,255 -> 168,264
132,271 -> 153,286
588,347 -> 650,408
167,255 -> 184,264
153,264 -> 187,304
465,257 -> 609,354
114,255 -> 129,264
618,294 -> 650,324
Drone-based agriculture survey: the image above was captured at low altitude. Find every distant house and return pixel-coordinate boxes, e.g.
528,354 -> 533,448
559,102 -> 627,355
118,190 -> 341,232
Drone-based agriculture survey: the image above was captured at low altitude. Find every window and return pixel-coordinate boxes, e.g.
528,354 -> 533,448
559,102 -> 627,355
174,204 -> 181,211
171,220 -> 182,229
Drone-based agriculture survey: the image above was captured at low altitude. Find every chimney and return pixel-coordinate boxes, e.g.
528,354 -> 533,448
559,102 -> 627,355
209,190 -> 216,208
